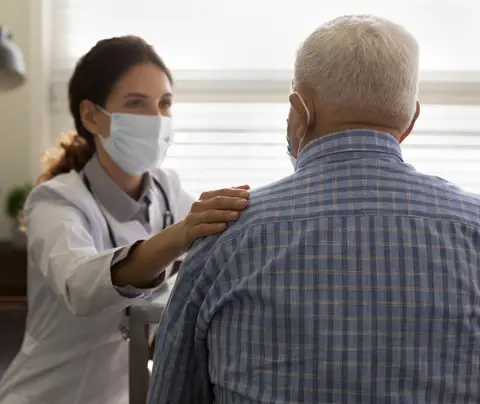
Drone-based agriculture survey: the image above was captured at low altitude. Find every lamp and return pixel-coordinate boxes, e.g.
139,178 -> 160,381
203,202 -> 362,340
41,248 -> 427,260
0,26 -> 26,91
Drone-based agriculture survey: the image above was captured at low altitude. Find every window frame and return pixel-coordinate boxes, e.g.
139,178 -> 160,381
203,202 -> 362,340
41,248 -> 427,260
50,69 -> 480,107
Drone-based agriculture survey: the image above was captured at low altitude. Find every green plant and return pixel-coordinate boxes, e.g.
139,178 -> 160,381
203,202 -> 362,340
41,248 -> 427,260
5,183 -> 33,219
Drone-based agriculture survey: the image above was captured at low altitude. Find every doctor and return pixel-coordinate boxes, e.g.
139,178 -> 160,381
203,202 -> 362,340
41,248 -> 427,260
0,35 -> 249,404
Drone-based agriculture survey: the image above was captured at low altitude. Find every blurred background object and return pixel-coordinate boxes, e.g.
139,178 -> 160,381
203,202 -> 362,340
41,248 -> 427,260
0,26 -> 26,92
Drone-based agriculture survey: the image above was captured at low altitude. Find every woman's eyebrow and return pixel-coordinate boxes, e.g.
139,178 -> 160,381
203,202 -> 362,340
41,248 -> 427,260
124,92 -> 148,99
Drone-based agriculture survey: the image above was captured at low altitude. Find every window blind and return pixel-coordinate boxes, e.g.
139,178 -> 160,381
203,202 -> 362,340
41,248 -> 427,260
50,0 -> 480,71
167,103 -> 480,196
48,0 -> 480,197
50,101 -> 480,197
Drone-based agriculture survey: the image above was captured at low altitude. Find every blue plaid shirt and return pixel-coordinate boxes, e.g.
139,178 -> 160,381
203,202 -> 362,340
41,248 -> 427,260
148,131 -> 480,404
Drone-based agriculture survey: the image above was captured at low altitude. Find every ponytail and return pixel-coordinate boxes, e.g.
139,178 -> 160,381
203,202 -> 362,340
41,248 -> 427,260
36,132 -> 94,185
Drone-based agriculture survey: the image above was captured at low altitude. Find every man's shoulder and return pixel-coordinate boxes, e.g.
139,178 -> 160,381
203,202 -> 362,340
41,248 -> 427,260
414,171 -> 480,216
181,175 -> 295,273
222,174 -> 296,236
428,175 -> 480,202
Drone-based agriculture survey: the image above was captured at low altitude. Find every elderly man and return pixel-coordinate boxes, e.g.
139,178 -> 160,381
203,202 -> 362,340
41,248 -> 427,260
148,15 -> 480,403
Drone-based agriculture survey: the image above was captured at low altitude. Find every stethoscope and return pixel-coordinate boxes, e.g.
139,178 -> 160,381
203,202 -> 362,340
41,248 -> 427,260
83,174 -> 174,340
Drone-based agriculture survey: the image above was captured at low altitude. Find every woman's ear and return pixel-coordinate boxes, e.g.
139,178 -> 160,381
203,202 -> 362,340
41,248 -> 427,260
79,100 -> 101,136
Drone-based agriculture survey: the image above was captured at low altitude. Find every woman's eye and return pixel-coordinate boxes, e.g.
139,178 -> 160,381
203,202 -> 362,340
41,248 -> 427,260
160,100 -> 172,108
125,99 -> 143,108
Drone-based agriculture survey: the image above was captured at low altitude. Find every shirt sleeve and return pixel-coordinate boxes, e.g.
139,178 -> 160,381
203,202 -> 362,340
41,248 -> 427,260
147,237 -> 218,404
25,185 -> 160,317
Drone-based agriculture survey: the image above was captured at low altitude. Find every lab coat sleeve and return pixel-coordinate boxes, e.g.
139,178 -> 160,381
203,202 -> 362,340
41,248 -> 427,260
25,185 -> 145,317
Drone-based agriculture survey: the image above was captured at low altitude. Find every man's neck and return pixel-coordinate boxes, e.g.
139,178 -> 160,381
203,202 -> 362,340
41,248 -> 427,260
311,121 -> 398,140
298,123 -> 401,156
321,123 -> 398,138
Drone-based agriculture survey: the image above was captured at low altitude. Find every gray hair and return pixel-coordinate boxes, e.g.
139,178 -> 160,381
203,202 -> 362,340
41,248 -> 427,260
294,15 -> 419,129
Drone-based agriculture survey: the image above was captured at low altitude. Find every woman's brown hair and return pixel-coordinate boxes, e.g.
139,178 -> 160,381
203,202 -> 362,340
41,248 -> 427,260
37,35 -> 173,184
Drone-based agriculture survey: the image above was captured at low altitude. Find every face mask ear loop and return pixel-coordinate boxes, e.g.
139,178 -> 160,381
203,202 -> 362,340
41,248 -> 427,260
296,93 -> 310,127
290,92 -> 312,203
95,104 -> 111,117
292,92 -> 310,156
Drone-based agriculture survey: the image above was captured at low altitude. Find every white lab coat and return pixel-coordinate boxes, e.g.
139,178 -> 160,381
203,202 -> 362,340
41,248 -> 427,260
0,167 -> 194,404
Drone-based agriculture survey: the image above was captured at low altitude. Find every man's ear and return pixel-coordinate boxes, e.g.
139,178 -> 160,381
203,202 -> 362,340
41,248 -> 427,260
288,91 -> 314,140
399,101 -> 420,143
79,99 -> 100,136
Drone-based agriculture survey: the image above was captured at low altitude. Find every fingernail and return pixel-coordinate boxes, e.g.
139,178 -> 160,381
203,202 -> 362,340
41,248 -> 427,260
237,199 -> 248,207
240,191 -> 250,198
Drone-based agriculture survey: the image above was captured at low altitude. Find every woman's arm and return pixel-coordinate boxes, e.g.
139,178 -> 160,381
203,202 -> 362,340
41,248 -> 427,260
25,185 -> 249,317
111,187 -> 250,288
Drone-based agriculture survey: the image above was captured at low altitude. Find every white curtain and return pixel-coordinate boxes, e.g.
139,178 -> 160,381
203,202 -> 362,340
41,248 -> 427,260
49,0 -> 480,196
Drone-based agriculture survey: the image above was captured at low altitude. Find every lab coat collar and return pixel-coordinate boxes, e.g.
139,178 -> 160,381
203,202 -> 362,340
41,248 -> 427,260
83,154 -> 153,222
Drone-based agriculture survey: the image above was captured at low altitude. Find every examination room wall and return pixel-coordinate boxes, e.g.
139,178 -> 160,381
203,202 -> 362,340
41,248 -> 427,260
0,0 -> 47,241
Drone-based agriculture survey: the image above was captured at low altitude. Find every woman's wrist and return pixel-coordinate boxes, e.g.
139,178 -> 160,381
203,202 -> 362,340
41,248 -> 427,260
169,220 -> 190,254
111,224 -> 186,288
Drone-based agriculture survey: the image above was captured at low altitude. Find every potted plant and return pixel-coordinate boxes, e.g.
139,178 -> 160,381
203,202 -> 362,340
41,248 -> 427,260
4,183 -> 32,247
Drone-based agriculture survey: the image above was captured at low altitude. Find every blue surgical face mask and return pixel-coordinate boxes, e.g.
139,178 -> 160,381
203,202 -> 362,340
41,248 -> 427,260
286,92 -> 310,170
96,107 -> 174,175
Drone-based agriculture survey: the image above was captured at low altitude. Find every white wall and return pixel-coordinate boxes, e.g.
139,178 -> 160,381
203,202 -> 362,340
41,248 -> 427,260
0,0 -> 49,240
